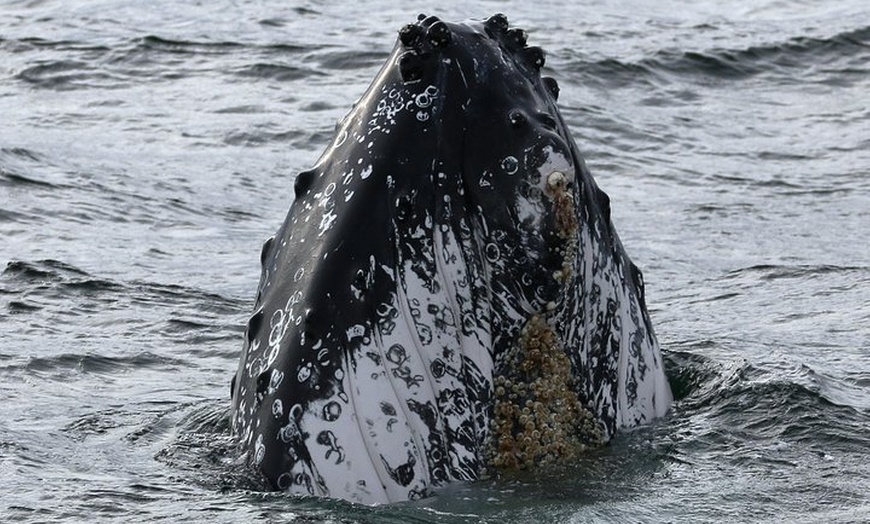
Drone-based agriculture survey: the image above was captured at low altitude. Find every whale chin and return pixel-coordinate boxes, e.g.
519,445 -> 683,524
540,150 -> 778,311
230,13 -> 672,504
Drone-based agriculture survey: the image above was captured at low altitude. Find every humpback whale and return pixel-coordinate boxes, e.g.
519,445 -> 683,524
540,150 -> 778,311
230,14 -> 672,504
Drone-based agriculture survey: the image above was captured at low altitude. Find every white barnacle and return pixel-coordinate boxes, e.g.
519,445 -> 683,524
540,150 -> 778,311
547,171 -> 566,189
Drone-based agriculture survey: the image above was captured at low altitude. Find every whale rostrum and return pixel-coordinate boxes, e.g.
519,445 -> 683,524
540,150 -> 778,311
230,13 -> 672,504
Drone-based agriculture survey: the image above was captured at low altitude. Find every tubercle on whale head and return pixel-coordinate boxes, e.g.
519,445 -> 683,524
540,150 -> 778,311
483,13 -> 509,34
542,76 -> 560,101
395,13 -> 556,91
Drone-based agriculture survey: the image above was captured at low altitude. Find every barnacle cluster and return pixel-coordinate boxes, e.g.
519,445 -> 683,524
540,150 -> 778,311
546,171 -> 577,239
487,314 -> 604,472
546,170 -> 579,284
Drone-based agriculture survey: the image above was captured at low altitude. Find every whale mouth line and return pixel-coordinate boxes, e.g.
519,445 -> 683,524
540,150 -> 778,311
230,13 -> 672,505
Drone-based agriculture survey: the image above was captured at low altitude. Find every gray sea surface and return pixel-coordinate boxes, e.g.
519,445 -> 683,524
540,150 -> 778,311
1,1 -> 868,522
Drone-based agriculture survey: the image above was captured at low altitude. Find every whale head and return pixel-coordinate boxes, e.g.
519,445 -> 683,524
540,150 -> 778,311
230,14 -> 671,504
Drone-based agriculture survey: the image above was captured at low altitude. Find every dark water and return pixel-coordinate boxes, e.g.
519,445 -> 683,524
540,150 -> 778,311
2,1 -> 868,522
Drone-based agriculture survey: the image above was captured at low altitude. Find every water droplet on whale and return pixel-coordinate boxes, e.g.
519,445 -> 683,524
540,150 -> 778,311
501,156 -> 519,174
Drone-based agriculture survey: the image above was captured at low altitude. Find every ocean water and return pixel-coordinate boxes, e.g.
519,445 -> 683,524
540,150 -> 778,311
1,1 -> 868,522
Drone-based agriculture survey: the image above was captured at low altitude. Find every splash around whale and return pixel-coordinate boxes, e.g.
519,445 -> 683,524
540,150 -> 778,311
230,13 -> 672,504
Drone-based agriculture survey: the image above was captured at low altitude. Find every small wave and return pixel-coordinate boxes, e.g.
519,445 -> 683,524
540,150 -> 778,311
6,259 -> 139,300
663,346 -> 723,401
137,35 -> 246,54
127,279 -> 244,313
5,36 -> 160,90
2,36 -> 110,54
299,100 -> 336,112
2,259 -> 122,294
0,148 -> 69,189
2,259 -> 247,340
15,59 -> 120,90
0,147 -> 42,162
152,400 -> 263,492
0,168 -> 58,188
573,25 -> 870,85
0,37 -> 109,54
233,62 -> 324,82
713,379 -> 869,450
672,25 -> 870,81
3,259 -> 89,280
8,34 -> 312,91
132,35 -> 309,60
177,400 -> 232,433
671,350 -> 870,459
212,104 -> 267,114
6,300 -> 41,313
725,264 -> 869,281
313,49 -> 390,70
222,128 -> 309,147
21,352 -> 183,376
